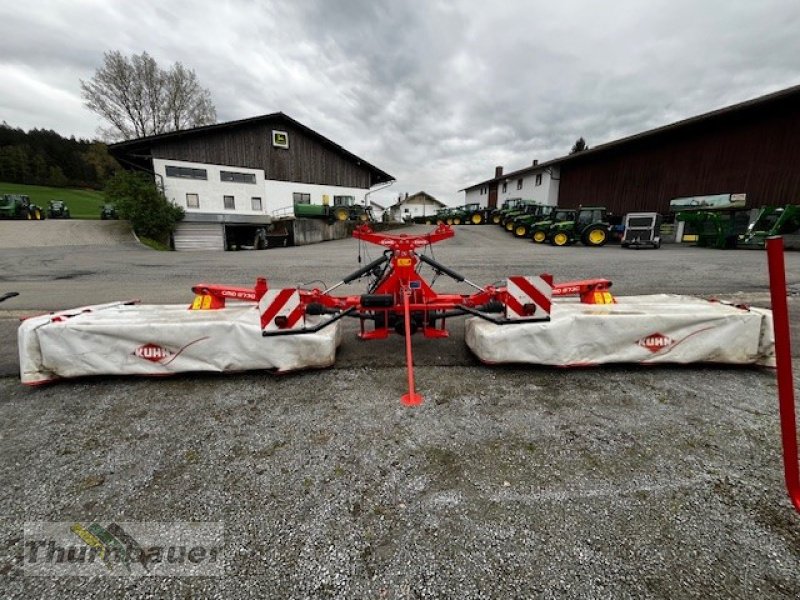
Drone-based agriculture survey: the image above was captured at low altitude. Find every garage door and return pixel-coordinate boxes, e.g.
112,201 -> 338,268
173,223 -> 225,251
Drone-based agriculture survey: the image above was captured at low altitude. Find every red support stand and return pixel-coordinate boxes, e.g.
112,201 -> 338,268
766,236 -> 800,513
400,288 -> 423,407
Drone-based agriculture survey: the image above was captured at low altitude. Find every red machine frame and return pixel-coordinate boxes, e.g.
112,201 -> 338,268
192,224 -> 613,405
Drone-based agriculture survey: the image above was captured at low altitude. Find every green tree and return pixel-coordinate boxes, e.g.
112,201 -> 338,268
47,165 -> 68,187
104,170 -> 184,244
570,137 -> 589,154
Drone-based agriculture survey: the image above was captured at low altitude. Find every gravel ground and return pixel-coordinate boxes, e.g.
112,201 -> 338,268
1,224 -> 799,597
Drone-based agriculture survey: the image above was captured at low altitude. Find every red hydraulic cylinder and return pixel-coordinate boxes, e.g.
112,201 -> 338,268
766,236 -> 800,513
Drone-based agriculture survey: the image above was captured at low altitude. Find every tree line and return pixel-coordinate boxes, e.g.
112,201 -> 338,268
0,123 -> 118,189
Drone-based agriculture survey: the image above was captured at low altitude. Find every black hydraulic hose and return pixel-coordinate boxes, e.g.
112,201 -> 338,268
417,253 -> 466,282
342,255 -> 390,284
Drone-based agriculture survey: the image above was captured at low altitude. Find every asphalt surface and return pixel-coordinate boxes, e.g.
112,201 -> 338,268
1,223 -> 799,598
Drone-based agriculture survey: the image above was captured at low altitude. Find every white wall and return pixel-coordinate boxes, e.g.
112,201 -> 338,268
496,167 -> 558,206
153,158 -> 369,218
464,187 -> 484,206
389,198 -> 443,221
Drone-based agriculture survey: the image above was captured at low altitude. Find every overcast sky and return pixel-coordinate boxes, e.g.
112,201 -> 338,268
1,0 -> 799,206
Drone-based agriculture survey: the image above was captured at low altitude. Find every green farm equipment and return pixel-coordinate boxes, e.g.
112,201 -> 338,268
47,200 -> 71,219
739,205 -> 800,249
100,204 -> 118,219
489,198 -> 524,225
548,206 -> 610,247
448,202 -> 490,225
676,209 -> 751,249
530,208 -> 576,243
0,194 -> 45,220
294,196 -> 371,223
510,205 -> 555,238
502,199 -> 540,231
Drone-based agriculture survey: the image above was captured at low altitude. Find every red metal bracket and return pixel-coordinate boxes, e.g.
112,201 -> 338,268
766,236 -> 800,513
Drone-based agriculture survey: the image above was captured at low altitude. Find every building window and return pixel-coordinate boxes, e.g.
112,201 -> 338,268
293,192 -> 311,204
251,197 -> 262,211
517,179 -> 523,190
165,165 -> 207,180
535,174 -> 543,186
186,193 -> 199,208
502,182 -> 507,193
220,170 -> 256,184
223,195 -> 235,210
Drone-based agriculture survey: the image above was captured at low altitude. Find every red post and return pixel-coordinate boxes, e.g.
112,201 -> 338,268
400,288 -> 423,406
766,236 -> 800,512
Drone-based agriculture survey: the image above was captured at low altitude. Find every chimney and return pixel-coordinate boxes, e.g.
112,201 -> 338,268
532,159 -> 538,166
495,166 -> 503,178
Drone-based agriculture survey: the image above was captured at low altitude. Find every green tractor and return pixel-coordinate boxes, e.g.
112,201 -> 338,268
502,199 -> 540,231
510,205 -> 556,238
489,198 -> 524,225
548,206 -> 611,247
738,205 -> 800,249
449,202 -> 490,225
100,203 -> 119,219
676,209 -> 751,249
294,196 -> 371,223
530,208 -> 576,243
0,194 -> 45,220
47,200 -> 71,219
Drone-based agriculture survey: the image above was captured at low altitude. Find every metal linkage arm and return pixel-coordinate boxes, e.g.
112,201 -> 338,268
417,254 -> 483,291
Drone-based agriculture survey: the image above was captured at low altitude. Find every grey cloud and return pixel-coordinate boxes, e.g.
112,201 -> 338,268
1,0 -> 799,206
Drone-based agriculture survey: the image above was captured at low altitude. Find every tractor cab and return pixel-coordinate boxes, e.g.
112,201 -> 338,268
502,199 -> 539,230
333,196 -> 371,222
530,208 -> 574,243
549,206 -> 610,247
490,197 -> 524,224
47,200 -> 70,219
511,204 -> 555,238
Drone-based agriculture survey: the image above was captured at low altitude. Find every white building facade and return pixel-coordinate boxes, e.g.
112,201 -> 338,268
154,158 -> 369,220
110,113 -> 394,250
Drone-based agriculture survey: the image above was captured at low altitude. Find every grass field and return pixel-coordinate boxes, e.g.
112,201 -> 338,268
0,182 -> 105,219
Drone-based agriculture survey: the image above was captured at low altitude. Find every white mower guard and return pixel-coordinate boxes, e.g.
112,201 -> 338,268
19,303 -> 343,385
466,294 -> 775,367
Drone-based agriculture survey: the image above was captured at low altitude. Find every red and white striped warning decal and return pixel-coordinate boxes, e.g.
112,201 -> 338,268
505,275 -> 552,319
259,288 -> 304,331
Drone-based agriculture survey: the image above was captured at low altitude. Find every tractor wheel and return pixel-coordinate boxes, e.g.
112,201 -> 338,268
514,224 -> 528,238
532,229 -> 547,243
334,208 -> 349,221
551,231 -> 570,246
35,209 -> 43,220
505,221 -> 515,232
492,214 -> 501,224
26,211 -> 32,220
359,213 -> 369,222
446,218 -> 454,225
453,217 -> 462,225
425,219 -> 432,225
471,213 -> 483,225
582,226 -> 608,247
